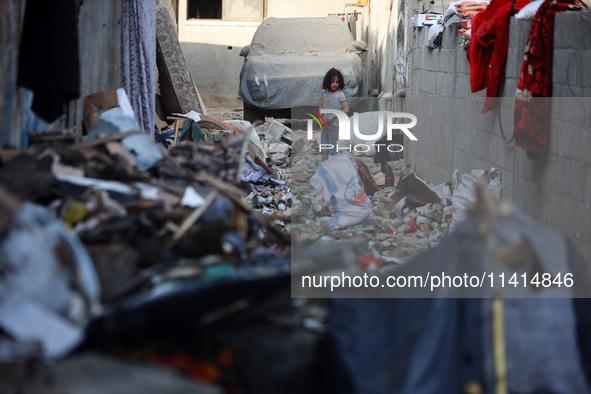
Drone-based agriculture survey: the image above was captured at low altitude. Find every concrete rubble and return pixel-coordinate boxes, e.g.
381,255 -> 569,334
0,99 -> 510,392
4,0 -> 589,391
0,109 -> 323,393
242,118 -> 505,268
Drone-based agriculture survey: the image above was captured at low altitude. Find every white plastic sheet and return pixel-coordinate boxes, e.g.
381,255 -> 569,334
310,152 -> 374,229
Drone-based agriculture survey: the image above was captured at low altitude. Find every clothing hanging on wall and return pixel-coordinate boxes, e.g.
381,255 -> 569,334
18,0 -> 80,122
121,0 -> 157,139
513,0 -> 588,157
467,0 -> 529,113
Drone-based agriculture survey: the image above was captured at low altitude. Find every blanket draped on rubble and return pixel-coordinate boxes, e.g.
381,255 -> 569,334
513,0 -> 588,157
121,0 -> 157,138
329,208 -> 591,394
467,0 -> 529,113
17,0 -> 80,122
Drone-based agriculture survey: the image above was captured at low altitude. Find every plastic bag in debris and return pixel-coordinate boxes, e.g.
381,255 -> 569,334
310,152 -> 374,230
307,134 -> 319,149
432,183 -> 452,200
0,200 -> 100,361
52,186 -> 128,235
87,107 -> 165,171
120,133 -> 165,171
225,120 -> 267,161
427,23 -> 444,48
391,173 -> 441,220
87,107 -> 138,136
449,168 -> 502,233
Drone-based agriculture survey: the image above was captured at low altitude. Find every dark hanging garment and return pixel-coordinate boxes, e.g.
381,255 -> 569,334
18,0 -> 80,122
328,209 -> 591,393
329,297 -> 485,394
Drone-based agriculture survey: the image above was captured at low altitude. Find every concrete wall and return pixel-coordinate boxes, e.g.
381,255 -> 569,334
178,0 -> 370,108
178,19 -> 259,107
79,0 -> 122,97
406,12 -> 591,261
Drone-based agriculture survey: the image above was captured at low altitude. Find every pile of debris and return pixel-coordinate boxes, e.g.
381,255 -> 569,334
0,99 -> 506,391
0,108 -> 294,365
285,134 -> 502,265
238,120 -> 305,231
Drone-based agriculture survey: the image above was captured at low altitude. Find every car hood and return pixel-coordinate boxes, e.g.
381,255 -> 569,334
238,52 -> 367,109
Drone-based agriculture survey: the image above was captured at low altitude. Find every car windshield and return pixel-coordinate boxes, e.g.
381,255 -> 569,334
250,17 -> 354,54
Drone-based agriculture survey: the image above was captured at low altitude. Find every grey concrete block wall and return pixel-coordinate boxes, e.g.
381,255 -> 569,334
406,12 -> 591,261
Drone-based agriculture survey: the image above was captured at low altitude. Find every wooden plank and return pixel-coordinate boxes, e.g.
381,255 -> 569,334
78,0 -> 121,96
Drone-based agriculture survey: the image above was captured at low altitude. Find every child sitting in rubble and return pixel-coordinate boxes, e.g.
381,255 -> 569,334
320,68 -> 349,162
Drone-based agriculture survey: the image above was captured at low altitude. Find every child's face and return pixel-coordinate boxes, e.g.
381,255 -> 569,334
329,76 -> 340,92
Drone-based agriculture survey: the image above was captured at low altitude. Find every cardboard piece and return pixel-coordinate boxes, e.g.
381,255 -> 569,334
84,90 -> 120,131
83,89 -> 136,131
391,173 -> 441,208
155,111 -> 169,131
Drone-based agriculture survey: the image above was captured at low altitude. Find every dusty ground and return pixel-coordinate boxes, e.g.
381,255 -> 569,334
206,107 -> 292,127
205,107 -> 244,121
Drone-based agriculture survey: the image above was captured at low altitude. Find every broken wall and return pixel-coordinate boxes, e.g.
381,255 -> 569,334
405,12 -> 591,261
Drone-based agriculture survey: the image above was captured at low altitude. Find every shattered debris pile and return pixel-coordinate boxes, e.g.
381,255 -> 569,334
0,100 -> 513,392
283,123 -> 505,269
290,151 -> 449,263
0,110 -> 297,360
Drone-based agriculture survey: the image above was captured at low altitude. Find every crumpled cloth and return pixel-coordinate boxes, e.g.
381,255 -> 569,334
467,0 -> 529,113
513,0 -> 588,156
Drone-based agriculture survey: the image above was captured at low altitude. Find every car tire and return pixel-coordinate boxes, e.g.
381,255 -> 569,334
243,103 -> 263,123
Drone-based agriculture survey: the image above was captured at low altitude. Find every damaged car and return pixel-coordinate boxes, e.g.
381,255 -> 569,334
238,16 -> 368,122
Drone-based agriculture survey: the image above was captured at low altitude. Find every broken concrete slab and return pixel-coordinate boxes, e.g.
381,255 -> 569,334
268,143 -> 290,155
255,123 -> 270,137
271,153 -> 288,162
281,130 -> 305,153
266,120 -> 287,142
